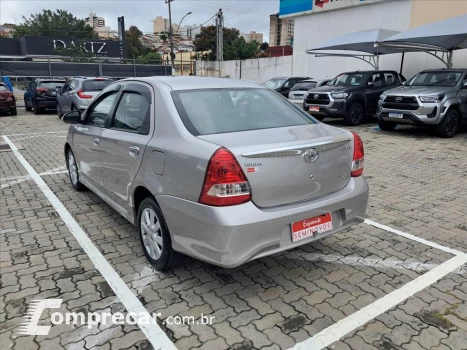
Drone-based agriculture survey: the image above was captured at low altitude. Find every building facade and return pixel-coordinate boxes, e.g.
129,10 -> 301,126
269,14 -> 294,47
85,13 -> 105,29
280,0 -> 467,80
153,16 -> 169,33
241,31 -> 264,43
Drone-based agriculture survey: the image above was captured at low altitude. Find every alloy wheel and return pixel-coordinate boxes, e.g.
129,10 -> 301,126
351,106 -> 363,124
445,114 -> 458,137
141,208 -> 163,260
68,152 -> 78,185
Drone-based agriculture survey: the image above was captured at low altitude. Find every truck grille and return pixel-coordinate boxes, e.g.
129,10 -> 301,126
305,93 -> 330,105
382,96 -> 419,111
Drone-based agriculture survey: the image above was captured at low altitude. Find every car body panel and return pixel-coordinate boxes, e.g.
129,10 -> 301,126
57,78 -> 113,113
24,79 -> 65,111
65,76 -> 369,268
0,84 -> 16,112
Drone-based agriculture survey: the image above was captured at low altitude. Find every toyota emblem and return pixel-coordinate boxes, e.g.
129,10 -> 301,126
313,94 -> 319,99
395,97 -> 403,102
303,148 -> 319,163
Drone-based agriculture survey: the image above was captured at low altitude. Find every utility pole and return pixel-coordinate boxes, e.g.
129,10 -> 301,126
166,0 -> 175,68
215,8 -> 223,77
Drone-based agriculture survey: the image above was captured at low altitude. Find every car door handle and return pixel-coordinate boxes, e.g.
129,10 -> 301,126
129,146 -> 140,156
93,138 -> 100,146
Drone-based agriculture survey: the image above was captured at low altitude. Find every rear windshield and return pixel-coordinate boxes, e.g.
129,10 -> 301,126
291,82 -> 317,91
172,89 -> 316,136
0,85 -> 8,91
264,79 -> 286,89
82,80 -> 113,92
39,81 -> 65,89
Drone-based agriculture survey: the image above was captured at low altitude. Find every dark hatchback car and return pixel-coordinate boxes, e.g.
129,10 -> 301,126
0,83 -> 16,116
264,76 -> 310,97
304,71 -> 405,125
24,79 -> 65,114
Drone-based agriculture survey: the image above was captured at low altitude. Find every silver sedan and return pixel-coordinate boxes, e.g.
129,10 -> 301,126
62,76 -> 369,270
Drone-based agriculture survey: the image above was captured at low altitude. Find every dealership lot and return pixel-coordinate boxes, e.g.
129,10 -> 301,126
1,110 -> 466,350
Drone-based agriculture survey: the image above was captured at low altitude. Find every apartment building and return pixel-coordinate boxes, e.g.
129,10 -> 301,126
240,31 -> 264,43
85,13 -> 105,29
269,13 -> 294,47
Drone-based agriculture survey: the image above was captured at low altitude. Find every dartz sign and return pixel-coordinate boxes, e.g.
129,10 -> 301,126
18,36 -> 122,58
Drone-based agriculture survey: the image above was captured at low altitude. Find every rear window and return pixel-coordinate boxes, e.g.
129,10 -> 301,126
0,85 -> 8,91
82,80 -> 113,92
39,81 -> 64,89
291,82 -> 317,91
172,89 -> 316,136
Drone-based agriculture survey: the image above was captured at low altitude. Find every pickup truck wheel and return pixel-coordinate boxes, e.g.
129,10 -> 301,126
436,110 -> 460,138
345,103 -> 364,126
378,119 -> 397,131
33,101 -> 41,115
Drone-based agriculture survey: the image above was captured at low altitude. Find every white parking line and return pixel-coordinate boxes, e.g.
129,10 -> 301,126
1,168 -> 68,189
2,135 -> 176,350
364,219 -> 467,257
291,254 -> 467,350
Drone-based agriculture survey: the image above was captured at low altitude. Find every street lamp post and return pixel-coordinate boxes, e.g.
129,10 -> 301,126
176,12 -> 192,36
166,0 -> 175,67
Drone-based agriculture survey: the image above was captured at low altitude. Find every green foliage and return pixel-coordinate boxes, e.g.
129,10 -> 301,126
125,26 -> 150,59
12,9 -> 97,39
260,42 -> 269,51
193,26 -> 250,61
224,38 -> 260,60
159,33 -> 168,41
137,51 -> 162,64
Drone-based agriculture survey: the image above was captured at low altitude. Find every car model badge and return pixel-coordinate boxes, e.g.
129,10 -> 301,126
303,148 -> 319,163
313,94 -> 319,99
395,97 -> 403,102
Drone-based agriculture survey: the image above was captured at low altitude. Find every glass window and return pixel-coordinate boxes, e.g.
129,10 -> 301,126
111,93 -> 150,134
291,81 -> 317,91
0,85 -> 8,91
369,73 -> 382,87
70,80 -> 78,90
38,81 -> 65,89
172,88 -> 316,136
384,72 -> 396,86
87,92 -> 118,127
264,79 -> 286,89
62,82 -> 70,93
82,80 -> 113,92
328,73 -> 367,86
407,71 -> 462,87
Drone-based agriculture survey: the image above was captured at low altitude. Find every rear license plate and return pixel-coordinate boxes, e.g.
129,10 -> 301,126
389,112 -> 403,118
309,106 -> 320,112
291,213 -> 333,242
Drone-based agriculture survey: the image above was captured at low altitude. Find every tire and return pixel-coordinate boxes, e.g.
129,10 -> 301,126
33,100 -> 41,115
344,102 -> 365,126
312,115 -> 325,122
378,118 -> 397,131
71,104 -> 76,112
436,110 -> 460,138
66,149 -> 85,191
138,197 -> 182,270
25,101 -> 32,112
10,108 -> 17,116
57,103 -> 63,119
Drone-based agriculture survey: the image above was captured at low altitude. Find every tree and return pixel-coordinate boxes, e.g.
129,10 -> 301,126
159,32 -> 168,41
260,42 -> 269,51
125,26 -> 150,59
224,37 -> 259,60
137,51 -> 162,64
12,9 -> 97,39
193,26 -> 240,61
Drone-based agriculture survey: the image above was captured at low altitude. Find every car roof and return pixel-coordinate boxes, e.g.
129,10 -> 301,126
420,68 -> 467,72
295,79 -> 316,83
135,76 -> 266,91
36,79 -> 65,82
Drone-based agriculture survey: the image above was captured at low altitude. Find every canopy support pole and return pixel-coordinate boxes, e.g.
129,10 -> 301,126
399,52 -> 405,74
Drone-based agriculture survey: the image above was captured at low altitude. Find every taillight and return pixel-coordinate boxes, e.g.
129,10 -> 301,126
77,89 -> 92,99
36,88 -> 47,94
199,148 -> 251,206
351,132 -> 364,177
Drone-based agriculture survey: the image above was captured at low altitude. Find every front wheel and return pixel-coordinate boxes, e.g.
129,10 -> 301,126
436,110 -> 460,138
33,100 -> 41,115
344,102 -> 365,126
25,101 -> 32,112
67,150 -> 85,191
378,118 -> 397,131
138,197 -> 182,270
10,108 -> 17,116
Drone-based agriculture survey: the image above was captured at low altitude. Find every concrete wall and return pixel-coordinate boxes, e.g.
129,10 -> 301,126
196,56 -> 293,82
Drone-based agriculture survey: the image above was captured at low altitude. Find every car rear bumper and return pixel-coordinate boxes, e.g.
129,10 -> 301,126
0,101 -> 15,110
35,97 -> 57,109
157,176 -> 369,268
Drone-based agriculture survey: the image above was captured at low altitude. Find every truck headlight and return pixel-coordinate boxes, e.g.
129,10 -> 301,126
419,94 -> 445,102
331,93 -> 349,99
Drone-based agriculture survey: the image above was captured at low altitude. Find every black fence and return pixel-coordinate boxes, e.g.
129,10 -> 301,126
0,57 -> 174,78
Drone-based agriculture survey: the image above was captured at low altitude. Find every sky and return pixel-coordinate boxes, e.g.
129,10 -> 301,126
0,0 -> 279,42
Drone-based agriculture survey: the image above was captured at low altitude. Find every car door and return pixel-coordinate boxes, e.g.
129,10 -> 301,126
461,73 -> 467,118
57,82 -> 70,112
25,81 -> 36,107
366,72 -> 385,113
281,79 -> 294,97
73,87 -> 120,192
99,82 -> 153,211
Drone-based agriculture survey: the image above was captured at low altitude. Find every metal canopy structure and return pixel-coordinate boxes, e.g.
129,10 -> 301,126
377,14 -> 467,67
306,28 -> 401,69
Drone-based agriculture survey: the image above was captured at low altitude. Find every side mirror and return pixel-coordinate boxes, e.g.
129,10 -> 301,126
62,111 -> 81,124
462,81 -> 467,89
367,82 -> 375,88
56,86 -> 62,95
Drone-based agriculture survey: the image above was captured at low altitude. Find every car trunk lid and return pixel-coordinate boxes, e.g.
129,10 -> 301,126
198,124 -> 353,208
